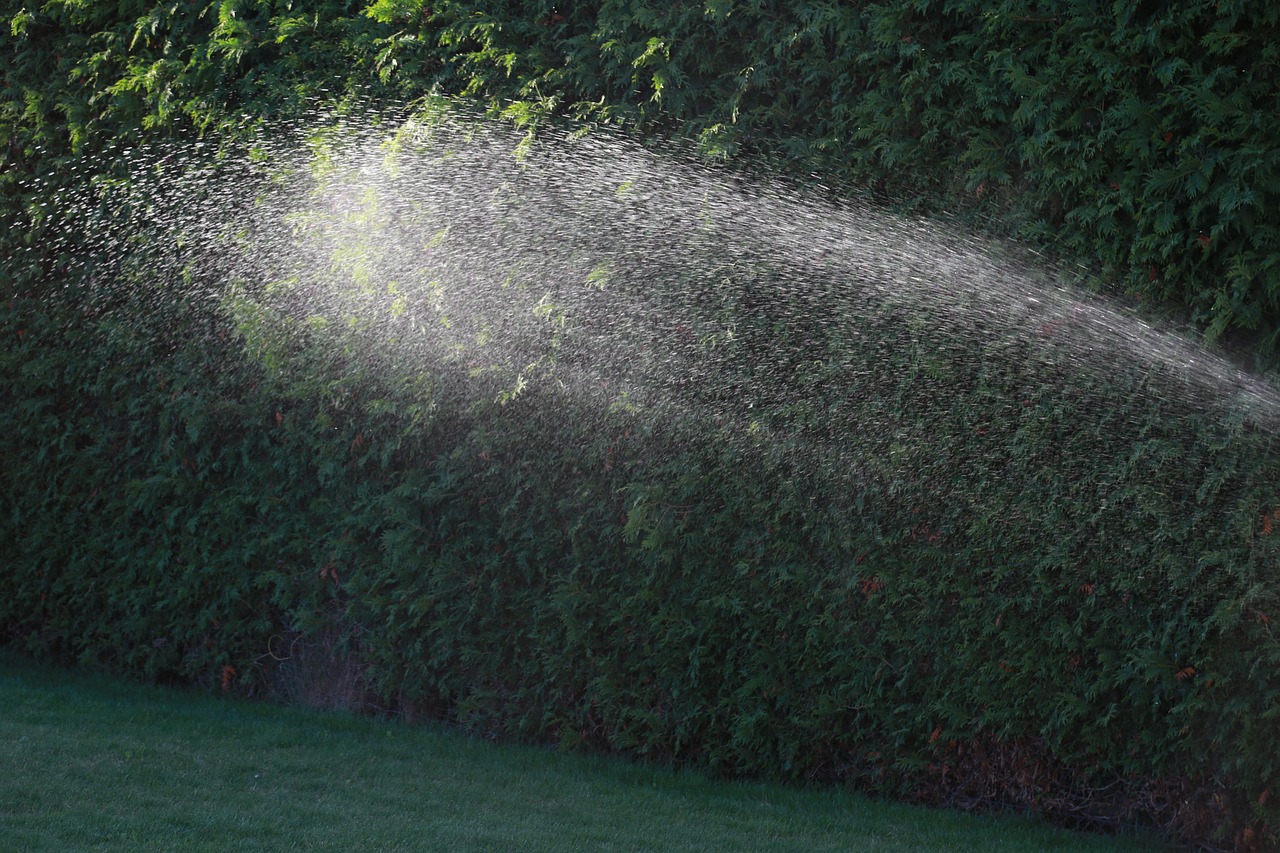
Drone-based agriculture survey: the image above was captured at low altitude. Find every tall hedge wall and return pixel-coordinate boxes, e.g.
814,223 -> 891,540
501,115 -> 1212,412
3,2 -> 1280,850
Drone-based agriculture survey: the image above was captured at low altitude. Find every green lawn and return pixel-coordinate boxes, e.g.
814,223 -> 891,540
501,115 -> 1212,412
0,649 -> 1169,852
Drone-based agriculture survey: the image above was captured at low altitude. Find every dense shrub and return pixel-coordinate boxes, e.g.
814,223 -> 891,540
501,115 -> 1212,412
3,3 -> 1280,849
5,111 -> 1280,848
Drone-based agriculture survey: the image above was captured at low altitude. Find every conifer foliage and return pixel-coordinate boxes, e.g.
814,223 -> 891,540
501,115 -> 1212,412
3,2 -> 1279,850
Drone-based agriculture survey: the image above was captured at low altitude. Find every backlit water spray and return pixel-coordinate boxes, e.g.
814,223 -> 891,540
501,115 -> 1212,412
20,100 -> 1280,542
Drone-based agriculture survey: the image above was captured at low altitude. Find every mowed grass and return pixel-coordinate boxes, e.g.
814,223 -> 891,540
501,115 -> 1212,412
1,649 -> 1170,852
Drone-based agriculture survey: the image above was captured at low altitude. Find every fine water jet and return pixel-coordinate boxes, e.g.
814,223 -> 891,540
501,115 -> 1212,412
49,101 -> 1279,503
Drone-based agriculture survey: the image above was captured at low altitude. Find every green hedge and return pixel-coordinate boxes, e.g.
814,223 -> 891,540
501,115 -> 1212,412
5,109 -> 1280,848
4,2 -> 1280,849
